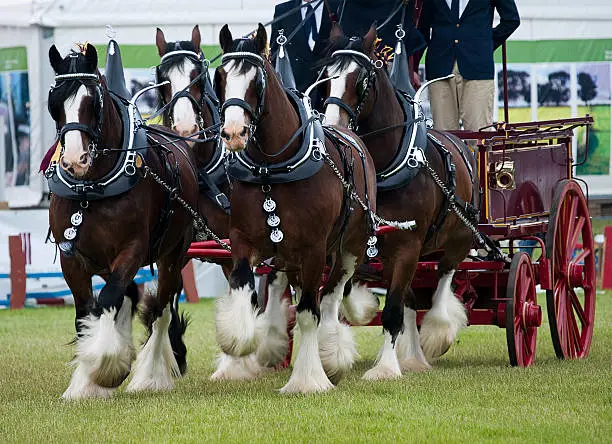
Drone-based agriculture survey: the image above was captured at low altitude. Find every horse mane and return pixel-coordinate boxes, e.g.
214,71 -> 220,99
48,50 -> 98,121
315,36 -> 369,72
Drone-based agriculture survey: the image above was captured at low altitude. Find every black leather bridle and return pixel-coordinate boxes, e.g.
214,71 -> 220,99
218,51 -> 268,133
50,70 -> 104,157
323,50 -> 382,131
156,49 -> 212,130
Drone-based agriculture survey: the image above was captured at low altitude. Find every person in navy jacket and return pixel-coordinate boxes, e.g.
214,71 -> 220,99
270,0 -> 334,93
418,0 -> 520,131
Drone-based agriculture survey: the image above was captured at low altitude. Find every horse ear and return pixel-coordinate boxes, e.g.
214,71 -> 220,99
84,43 -> 98,70
253,23 -> 267,56
191,25 -> 201,53
219,24 -> 233,54
363,23 -> 378,55
49,45 -> 63,73
156,27 -> 167,57
330,22 -> 344,42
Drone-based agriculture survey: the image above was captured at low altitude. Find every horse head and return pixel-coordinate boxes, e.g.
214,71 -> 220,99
215,23 -> 268,153
321,23 -> 381,129
48,43 -> 103,179
155,25 -> 206,140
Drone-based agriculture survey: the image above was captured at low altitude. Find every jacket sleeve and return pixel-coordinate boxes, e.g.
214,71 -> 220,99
493,0 -> 520,49
415,0 -> 432,71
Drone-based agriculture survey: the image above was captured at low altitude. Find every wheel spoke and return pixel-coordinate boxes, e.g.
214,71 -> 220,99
515,328 -> 524,364
520,275 -> 532,302
567,305 -> 581,357
558,194 -> 575,238
568,288 -> 588,327
566,216 -> 585,263
571,247 -> 590,267
556,283 -> 567,344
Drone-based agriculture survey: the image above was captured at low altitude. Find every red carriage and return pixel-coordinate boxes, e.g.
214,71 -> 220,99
186,2 -> 596,370
188,114 -> 596,368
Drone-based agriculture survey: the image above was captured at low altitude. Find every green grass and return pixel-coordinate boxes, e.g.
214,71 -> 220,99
0,294 -> 611,443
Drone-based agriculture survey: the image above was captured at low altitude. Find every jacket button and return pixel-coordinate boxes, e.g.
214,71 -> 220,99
456,23 -> 460,28
454,39 -> 459,44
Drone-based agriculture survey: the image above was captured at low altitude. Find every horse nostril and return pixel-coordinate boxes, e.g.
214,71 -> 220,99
61,158 -> 69,169
79,153 -> 89,165
67,167 -> 75,176
220,129 -> 230,141
239,127 -> 247,137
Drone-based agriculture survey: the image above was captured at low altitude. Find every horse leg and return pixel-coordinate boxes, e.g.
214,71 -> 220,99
420,235 -> 471,361
255,270 -> 290,368
363,251 -> 419,380
395,289 -> 431,372
61,259 -> 115,400
70,249 -> 140,391
318,254 -> 358,384
215,236 -> 259,356
340,278 -> 380,326
127,243 -> 187,392
280,252 -> 333,394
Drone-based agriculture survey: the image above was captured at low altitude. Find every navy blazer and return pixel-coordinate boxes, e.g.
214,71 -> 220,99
418,0 -> 520,80
270,0 -> 333,92
333,0 -> 426,55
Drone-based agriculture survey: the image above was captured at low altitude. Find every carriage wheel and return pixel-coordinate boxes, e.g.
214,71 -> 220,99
546,180 -> 596,359
506,252 -> 541,367
257,273 -> 294,369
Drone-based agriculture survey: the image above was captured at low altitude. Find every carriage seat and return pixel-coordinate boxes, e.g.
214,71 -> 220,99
104,39 -> 132,101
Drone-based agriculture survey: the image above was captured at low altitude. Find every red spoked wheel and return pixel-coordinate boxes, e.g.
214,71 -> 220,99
506,252 -> 541,367
546,180 -> 596,359
257,273 -> 295,369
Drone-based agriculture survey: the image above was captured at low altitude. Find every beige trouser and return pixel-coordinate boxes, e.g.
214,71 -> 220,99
428,62 -> 494,131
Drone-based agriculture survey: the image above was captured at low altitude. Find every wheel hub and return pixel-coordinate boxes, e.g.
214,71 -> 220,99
568,262 -> 584,288
522,301 -> 542,329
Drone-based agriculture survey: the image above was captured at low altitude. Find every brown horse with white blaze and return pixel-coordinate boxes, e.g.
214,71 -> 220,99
154,26 -> 266,380
214,24 -> 377,393
47,43 -> 198,399
321,25 -> 477,379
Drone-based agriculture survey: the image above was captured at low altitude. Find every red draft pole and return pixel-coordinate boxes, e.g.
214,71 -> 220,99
502,42 -> 509,123
602,226 -> 612,290
181,260 -> 199,303
9,235 -> 26,309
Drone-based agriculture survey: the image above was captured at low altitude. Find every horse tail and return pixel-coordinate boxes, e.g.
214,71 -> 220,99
169,292 -> 190,375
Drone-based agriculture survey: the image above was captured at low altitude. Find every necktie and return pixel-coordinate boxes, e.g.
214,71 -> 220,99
305,3 -> 318,50
451,0 -> 460,19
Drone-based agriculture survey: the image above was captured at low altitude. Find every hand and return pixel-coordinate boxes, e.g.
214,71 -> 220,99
411,71 -> 421,90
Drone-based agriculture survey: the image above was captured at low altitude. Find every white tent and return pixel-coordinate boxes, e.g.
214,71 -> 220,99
0,0 -> 278,208
2,0 -> 612,208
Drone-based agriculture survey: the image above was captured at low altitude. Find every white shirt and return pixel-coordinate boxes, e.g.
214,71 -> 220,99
301,0 -> 323,51
445,0 -> 469,18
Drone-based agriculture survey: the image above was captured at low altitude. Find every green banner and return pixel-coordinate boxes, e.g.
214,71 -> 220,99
95,44 -> 222,68
495,39 -> 612,64
0,47 -> 28,72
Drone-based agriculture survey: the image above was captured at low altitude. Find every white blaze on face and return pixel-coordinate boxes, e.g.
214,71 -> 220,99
63,84 -> 90,164
223,60 -> 257,129
168,58 -> 198,133
325,60 -> 359,126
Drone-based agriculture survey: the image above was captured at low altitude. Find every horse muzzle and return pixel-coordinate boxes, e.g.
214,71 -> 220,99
220,123 -> 250,152
59,153 -> 91,178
